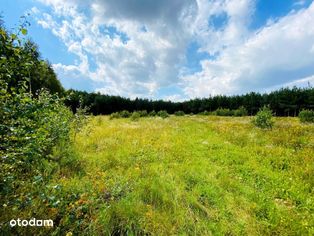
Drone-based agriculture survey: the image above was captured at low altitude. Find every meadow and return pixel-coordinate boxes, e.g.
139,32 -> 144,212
1,18 -> 314,236
39,115 -> 314,235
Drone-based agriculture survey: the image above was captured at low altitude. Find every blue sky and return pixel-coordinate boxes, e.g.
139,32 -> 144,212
1,0 -> 314,100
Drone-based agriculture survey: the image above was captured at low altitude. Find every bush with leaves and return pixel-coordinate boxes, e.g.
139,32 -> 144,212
298,109 -> 314,123
157,110 -> 169,119
119,110 -> 131,118
109,112 -> 121,120
253,106 -> 274,129
0,83 -> 78,236
130,111 -> 141,121
174,111 -> 185,116
138,110 -> 148,117
149,110 -> 156,117
201,110 -> 211,115
0,81 -> 72,191
234,106 -> 248,117
215,108 -> 234,116
0,20 -> 83,234
0,21 -> 73,182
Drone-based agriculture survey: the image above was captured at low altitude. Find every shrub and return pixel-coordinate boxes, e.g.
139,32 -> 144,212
202,110 -> 211,115
119,110 -> 131,118
215,108 -> 234,116
130,112 -> 141,121
253,106 -> 274,129
109,112 -> 121,120
157,110 -> 169,119
299,110 -> 314,123
0,20 -> 86,235
174,111 -> 185,116
0,82 -> 75,213
149,110 -> 156,117
234,106 -> 248,117
138,110 -> 148,117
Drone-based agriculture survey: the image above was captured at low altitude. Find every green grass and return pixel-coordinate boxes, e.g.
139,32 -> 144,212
32,116 -> 314,234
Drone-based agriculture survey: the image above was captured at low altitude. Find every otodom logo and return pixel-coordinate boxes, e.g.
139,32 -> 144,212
9,218 -> 53,227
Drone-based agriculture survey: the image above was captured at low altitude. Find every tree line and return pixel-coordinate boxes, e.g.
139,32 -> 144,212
65,86 -> 314,116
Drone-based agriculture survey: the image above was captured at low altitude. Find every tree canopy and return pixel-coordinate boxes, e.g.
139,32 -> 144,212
0,18 -> 64,96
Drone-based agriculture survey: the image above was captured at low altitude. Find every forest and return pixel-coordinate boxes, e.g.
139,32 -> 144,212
66,86 -> 314,116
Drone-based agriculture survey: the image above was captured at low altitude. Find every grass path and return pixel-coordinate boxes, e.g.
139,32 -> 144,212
55,116 -> 313,235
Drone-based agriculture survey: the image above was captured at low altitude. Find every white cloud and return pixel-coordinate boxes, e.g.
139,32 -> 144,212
182,1 -> 314,97
191,0 -> 255,55
34,0 -> 200,98
34,0 -> 314,99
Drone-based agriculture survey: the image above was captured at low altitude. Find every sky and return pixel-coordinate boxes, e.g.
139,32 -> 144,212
1,0 -> 314,101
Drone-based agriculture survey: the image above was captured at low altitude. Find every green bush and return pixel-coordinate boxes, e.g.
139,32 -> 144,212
215,108 -> 234,116
253,106 -> 274,129
299,110 -> 314,123
130,112 -> 141,121
149,110 -> 156,116
109,112 -> 121,120
202,110 -> 211,115
0,19 -> 88,236
138,110 -> 148,117
119,110 -> 131,118
157,110 -> 169,119
174,111 -> 185,116
0,22 -> 75,198
214,107 -> 247,117
0,82 -> 75,211
234,106 -> 248,117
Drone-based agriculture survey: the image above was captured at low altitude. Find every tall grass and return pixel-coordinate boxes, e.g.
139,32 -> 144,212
3,116 -> 313,235
60,116 -> 314,234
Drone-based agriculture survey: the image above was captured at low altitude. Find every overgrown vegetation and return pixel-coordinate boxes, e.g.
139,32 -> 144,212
157,110 -> 169,119
234,106 -> 248,116
174,110 -> 185,116
130,111 -> 141,121
108,107 -> 250,120
23,115 -> 311,235
253,106 -> 274,129
0,19 -> 86,235
299,109 -> 314,123
215,108 -> 234,116
109,109 -> 170,120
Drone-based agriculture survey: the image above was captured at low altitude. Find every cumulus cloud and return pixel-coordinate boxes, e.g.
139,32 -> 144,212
182,1 -> 314,97
34,0 -> 201,98
33,0 -> 314,99
192,0 -> 255,55
91,0 -> 196,27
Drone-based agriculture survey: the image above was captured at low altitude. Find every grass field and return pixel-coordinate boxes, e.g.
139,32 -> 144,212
42,115 -> 313,235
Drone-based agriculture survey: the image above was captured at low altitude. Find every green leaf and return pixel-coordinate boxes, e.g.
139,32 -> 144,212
21,28 -> 28,35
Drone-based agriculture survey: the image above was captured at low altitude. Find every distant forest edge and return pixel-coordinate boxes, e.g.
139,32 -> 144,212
65,87 -> 314,116
1,19 -> 313,117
